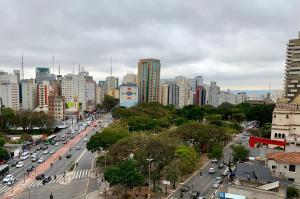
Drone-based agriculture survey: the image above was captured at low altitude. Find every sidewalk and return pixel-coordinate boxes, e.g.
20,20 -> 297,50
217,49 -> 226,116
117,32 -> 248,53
86,191 -> 103,199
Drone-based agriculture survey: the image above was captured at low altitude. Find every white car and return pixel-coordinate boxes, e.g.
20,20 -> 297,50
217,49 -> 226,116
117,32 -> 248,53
55,142 -> 60,146
2,174 -> 14,183
83,138 -> 88,142
76,145 -> 81,150
209,167 -> 215,174
21,154 -> 30,160
16,161 -> 24,168
6,178 -> 17,186
31,153 -> 37,158
43,150 -> 49,154
38,157 -> 45,163
211,158 -> 218,163
222,169 -> 229,176
49,149 -> 55,154
211,181 -> 220,189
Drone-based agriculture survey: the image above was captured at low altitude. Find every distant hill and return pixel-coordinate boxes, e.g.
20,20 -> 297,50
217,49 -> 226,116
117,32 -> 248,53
231,90 -> 282,95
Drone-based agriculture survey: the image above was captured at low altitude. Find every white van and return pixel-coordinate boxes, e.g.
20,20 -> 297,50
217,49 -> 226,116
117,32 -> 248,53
20,151 -> 30,160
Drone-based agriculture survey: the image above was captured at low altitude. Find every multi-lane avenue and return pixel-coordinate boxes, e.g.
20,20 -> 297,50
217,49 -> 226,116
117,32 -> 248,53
0,113 -> 113,199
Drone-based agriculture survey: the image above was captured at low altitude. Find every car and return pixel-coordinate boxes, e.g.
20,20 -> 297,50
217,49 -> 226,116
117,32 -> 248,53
76,145 -> 81,150
43,150 -> 49,154
31,156 -> 38,162
190,191 -> 200,199
31,153 -> 37,158
83,138 -> 88,142
26,165 -> 34,172
10,160 -> 18,167
55,142 -> 60,146
218,162 -> 224,169
6,178 -> 17,186
49,149 -> 55,154
38,157 -> 45,163
42,176 -> 52,183
208,167 -> 215,174
222,169 -> 229,176
66,153 -> 72,158
180,185 -> 190,193
21,154 -> 30,160
70,135 -> 74,139
215,177 -> 223,184
41,145 -> 48,150
3,174 -> 14,183
211,158 -> 218,163
16,161 -> 24,168
36,174 -> 45,180
211,182 -> 220,189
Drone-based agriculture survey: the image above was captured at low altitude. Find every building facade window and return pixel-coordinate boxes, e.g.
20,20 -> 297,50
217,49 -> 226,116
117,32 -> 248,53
286,114 -> 289,118
272,165 -> 277,169
275,133 -> 278,138
288,178 -> 295,182
289,164 -> 296,172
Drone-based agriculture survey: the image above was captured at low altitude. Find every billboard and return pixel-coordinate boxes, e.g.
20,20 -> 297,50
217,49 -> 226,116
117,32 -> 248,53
120,85 -> 138,108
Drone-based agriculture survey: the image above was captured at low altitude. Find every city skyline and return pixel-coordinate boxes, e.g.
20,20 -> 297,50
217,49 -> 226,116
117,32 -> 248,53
1,1 -> 300,90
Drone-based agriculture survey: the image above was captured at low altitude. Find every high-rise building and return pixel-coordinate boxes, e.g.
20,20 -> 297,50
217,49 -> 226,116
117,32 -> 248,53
217,90 -> 247,106
190,76 -> 204,91
207,81 -> 220,107
138,58 -> 161,103
21,79 -> 36,110
159,83 -> 169,106
123,73 -> 137,84
168,82 -> 179,107
48,95 -> 65,121
35,67 -> 56,84
105,76 -> 118,97
168,79 -> 189,108
194,85 -> 206,106
0,72 -> 19,111
36,81 -> 50,110
13,70 -> 21,83
85,77 -> 96,111
284,32 -> 300,102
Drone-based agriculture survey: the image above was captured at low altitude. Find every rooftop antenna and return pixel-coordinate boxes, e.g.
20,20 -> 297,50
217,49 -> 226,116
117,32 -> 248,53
269,82 -> 271,94
52,56 -> 55,74
73,59 -> 75,74
21,48 -> 24,80
110,56 -> 112,77
78,64 -> 81,74
59,65 -> 61,75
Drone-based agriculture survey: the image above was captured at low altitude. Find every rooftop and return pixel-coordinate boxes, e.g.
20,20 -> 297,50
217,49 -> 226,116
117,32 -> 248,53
267,152 -> 300,165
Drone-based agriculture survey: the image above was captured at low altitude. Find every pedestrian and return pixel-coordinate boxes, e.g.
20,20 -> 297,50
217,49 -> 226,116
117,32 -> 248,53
50,192 -> 53,199
54,175 -> 56,180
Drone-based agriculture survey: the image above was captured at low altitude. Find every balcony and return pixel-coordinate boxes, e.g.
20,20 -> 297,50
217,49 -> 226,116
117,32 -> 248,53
287,93 -> 295,97
290,89 -> 298,92
291,80 -> 299,83
287,84 -> 295,88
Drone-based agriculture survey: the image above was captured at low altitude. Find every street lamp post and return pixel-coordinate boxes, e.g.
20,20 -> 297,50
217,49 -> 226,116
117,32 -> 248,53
146,158 -> 153,199
35,167 -> 37,199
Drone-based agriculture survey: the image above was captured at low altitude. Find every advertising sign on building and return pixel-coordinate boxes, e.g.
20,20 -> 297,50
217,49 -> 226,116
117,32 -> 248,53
119,84 -> 138,108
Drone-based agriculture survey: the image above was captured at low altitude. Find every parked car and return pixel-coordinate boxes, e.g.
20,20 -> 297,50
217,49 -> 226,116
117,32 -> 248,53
38,157 -> 45,163
2,174 -> 14,183
180,185 -> 190,193
43,150 -> 49,154
208,167 -> 215,174
83,138 -> 88,142
211,158 -> 218,163
76,145 -> 81,150
218,162 -> 224,169
222,168 -> 229,176
211,182 -> 220,189
215,177 -> 223,184
66,153 -> 72,158
36,174 -> 45,180
16,161 -> 24,168
10,160 -> 18,167
31,155 -> 38,162
26,165 -> 34,172
55,142 -> 60,146
49,149 -> 55,154
190,191 -> 200,199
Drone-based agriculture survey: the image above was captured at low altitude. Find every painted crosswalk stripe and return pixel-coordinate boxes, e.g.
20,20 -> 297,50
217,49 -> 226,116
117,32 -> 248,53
84,170 -> 88,178
28,181 -> 36,188
55,175 -> 63,183
78,170 -> 83,179
49,177 -> 55,184
87,170 -> 90,177
1,186 -> 11,193
0,185 -> 9,193
36,180 -> 43,186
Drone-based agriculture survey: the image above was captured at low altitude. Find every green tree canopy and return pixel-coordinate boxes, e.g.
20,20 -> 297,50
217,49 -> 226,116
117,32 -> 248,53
231,145 -> 249,162
104,159 -> 143,197
208,143 -> 224,159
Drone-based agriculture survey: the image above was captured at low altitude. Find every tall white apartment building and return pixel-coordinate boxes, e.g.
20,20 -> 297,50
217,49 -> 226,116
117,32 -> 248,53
21,79 -> 36,110
159,83 -> 169,106
207,81 -> 220,107
168,78 -> 189,108
36,81 -> 50,110
105,76 -> 118,97
0,72 -> 19,111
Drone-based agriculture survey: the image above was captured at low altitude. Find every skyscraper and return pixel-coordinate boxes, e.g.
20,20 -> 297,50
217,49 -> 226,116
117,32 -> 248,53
285,32 -> 300,102
21,79 -> 36,110
138,58 -> 161,103
0,72 -> 19,111
35,67 -> 56,84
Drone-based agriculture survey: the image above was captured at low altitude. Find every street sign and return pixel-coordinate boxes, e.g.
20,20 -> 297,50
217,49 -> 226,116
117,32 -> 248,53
162,180 -> 170,185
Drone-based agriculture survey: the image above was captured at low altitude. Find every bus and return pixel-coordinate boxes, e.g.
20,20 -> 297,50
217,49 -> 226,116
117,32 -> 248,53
0,164 -> 9,178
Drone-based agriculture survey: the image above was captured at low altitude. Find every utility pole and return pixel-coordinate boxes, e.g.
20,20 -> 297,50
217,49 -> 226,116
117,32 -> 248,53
21,48 -> 24,80
146,158 -> 153,199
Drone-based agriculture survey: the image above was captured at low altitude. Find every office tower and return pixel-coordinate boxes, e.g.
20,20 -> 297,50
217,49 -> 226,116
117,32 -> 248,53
123,73 -> 137,84
0,72 -> 19,111
159,83 -> 169,106
21,79 -> 36,110
284,32 -> 300,102
168,79 -> 189,108
105,76 -> 118,97
191,76 -> 204,91
35,67 -> 56,84
195,85 -> 206,106
36,81 -> 50,109
85,76 -> 96,111
138,58 -> 161,103
207,81 -> 220,107
13,70 -> 21,83
168,82 -> 179,107
48,95 -> 65,121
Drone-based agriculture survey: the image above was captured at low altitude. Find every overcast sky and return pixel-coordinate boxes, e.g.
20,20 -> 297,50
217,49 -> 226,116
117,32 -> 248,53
0,0 -> 300,90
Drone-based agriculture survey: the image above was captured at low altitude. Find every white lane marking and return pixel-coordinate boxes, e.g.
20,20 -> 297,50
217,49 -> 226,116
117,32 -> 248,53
0,185 -> 9,193
55,175 -> 63,183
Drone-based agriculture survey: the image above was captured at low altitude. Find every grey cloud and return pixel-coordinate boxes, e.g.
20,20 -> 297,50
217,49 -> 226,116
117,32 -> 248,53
0,0 -> 300,88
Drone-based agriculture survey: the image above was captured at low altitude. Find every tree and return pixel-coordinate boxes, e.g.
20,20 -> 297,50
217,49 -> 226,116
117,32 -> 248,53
208,143 -> 223,159
230,145 -> 249,162
87,125 -> 128,152
287,186 -> 299,198
163,160 -> 180,188
0,107 -> 15,130
104,160 -> 143,198
175,146 -> 198,180
0,148 -> 9,160
102,95 -> 119,112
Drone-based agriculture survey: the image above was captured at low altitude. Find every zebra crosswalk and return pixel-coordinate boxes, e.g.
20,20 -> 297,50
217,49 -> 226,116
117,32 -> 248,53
71,169 -> 90,180
28,174 -> 64,188
0,184 -> 11,193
